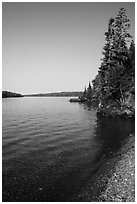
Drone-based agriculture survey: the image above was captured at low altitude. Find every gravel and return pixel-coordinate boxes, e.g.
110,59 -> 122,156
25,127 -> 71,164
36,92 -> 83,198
99,134 -> 135,202
71,134 -> 135,202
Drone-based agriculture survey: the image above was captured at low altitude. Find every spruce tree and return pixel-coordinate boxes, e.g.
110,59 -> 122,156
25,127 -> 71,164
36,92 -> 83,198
92,74 -> 100,99
96,8 -> 133,108
86,82 -> 93,100
128,40 -> 135,81
83,86 -> 87,97
127,40 -> 135,94
109,8 -> 132,106
97,17 -> 115,105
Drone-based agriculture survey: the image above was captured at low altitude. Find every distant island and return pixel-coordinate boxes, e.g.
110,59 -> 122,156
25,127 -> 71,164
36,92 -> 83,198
24,91 -> 83,97
2,91 -> 83,98
2,91 -> 24,98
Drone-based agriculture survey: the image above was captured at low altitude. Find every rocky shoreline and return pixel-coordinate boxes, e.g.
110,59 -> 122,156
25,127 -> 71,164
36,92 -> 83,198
97,106 -> 135,118
98,134 -> 135,202
69,97 -> 135,201
70,133 -> 135,202
70,98 -> 135,118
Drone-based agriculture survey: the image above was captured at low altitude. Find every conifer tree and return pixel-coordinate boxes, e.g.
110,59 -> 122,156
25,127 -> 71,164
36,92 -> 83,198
109,8 -> 132,106
98,17 -> 115,104
127,40 -> 135,94
86,82 -> 93,100
92,75 -> 100,99
95,8 -> 133,107
128,40 -> 135,81
83,86 -> 87,97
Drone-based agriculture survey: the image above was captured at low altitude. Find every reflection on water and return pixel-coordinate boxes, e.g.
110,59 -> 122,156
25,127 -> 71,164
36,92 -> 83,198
94,117 -> 135,164
2,97 -> 134,202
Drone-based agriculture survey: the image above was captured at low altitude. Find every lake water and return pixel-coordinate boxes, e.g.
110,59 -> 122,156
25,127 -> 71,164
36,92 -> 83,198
2,97 -> 135,201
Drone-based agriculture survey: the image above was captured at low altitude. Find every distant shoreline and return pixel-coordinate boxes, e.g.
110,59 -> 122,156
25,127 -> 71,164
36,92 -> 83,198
23,91 -> 83,97
2,91 -> 83,98
2,91 -> 24,98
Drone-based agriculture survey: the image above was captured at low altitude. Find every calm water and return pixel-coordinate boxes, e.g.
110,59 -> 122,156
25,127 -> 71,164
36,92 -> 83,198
2,97 -> 134,201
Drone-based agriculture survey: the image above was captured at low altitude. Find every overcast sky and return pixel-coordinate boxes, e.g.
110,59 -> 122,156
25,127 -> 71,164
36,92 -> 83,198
2,2 -> 135,95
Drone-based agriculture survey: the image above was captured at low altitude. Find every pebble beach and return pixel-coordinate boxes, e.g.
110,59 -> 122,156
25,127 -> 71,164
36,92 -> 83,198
71,134 -> 135,202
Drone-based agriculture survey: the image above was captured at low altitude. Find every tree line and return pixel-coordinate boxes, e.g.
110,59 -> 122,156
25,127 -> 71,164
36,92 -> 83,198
80,8 -> 135,111
2,91 -> 23,98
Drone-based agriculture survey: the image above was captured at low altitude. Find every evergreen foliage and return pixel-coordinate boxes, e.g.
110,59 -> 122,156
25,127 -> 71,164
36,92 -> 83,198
92,8 -> 135,109
85,82 -> 93,100
80,82 -> 93,101
2,91 -> 23,98
83,87 -> 87,98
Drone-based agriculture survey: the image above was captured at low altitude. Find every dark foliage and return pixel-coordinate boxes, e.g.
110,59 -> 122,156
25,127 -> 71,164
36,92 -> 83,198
92,8 -> 135,111
2,91 -> 23,98
79,82 -> 93,101
24,92 -> 83,97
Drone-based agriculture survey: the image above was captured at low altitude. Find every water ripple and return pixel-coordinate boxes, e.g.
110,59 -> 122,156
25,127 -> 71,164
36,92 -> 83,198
2,97 -> 134,202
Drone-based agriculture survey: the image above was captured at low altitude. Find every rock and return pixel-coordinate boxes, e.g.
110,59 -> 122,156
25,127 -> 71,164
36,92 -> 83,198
69,98 -> 80,102
97,106 -> 135,118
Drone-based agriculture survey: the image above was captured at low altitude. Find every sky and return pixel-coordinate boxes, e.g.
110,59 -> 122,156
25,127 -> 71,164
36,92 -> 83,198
2,2 -> 135,95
